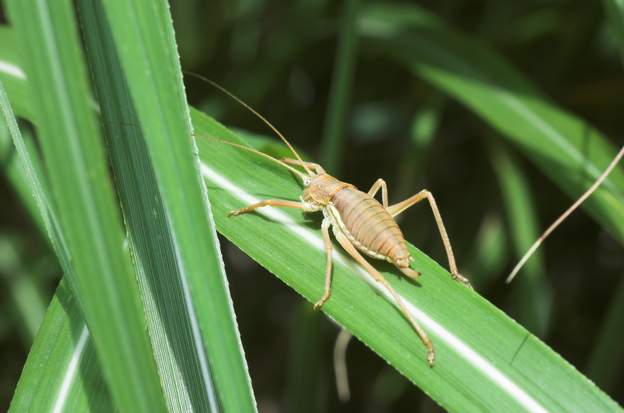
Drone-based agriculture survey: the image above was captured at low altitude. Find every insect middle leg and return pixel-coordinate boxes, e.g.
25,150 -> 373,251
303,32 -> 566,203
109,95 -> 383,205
387,190 -> 470,286
367,178 -> 388,208
333,228 -> 435,366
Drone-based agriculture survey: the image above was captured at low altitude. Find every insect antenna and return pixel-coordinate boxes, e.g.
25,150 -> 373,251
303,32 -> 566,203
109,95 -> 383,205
184,71 -> 313,176
507,144 -> 624,283
200,134 -> 309,182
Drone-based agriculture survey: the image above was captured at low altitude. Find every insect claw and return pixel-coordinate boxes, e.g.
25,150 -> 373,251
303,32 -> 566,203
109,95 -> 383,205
452,272 -> 473,289
228,209 -> 242,217
313,295 -> 329,311
427,350 -> 435,367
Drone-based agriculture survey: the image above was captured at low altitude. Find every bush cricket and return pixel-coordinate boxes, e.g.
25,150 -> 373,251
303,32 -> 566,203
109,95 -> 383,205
190,73 -> 472,367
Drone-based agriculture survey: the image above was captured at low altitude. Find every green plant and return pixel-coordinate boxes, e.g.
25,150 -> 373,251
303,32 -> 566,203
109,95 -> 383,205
1,1 -> 623,412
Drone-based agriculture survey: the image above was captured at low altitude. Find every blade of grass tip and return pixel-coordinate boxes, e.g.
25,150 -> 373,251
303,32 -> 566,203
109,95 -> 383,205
4,1 -> 167,411
603,0 -> 624,63
359,4 -> 624,246
94,0 -> 256,410
320,0 -> 360,174
488,141 -> 552,336
586,275 -> 624,392
192,110 -> 623,413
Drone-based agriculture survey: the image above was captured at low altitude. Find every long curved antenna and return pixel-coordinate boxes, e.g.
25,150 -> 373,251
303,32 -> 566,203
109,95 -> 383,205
184,71 -> 312,176
201,135 -> 308,182
507,145 -> 624,283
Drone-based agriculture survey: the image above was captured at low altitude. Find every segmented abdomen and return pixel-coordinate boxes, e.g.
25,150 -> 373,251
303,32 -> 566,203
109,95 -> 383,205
331,187 -> 408,263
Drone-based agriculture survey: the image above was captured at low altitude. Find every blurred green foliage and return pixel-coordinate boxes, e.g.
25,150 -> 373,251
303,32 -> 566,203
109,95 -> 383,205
1,0 -> 624,411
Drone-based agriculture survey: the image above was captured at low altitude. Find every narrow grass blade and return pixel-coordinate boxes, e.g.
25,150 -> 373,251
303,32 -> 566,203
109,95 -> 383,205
320,0 -> 360,173
1,79 -> 113,411
74,0 -> 254,410
4,1 -> 167,410
93,0 -> 256,410
359,4 -> 624,246
488,141 -> 552,336
0,74 -> 66,279
10,280 -> 113,412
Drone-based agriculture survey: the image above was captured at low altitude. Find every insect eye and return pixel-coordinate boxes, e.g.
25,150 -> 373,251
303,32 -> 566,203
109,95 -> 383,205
303,178 -> 311,186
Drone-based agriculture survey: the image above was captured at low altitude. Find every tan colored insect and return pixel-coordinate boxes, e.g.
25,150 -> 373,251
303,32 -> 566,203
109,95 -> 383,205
199,76 -> 471,366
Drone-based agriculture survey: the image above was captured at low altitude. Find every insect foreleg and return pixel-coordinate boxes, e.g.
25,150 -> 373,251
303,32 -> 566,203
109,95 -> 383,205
314,218 -> 334,310
228,199 -> 312,216
332,228 -> 435,366
367,178 -> 388,208
387,190 -> 471,287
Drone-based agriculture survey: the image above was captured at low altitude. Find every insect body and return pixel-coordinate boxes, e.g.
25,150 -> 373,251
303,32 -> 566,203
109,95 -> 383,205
194,73 -> 471,366
228,153 -> 471,366
302,167 -> 422,278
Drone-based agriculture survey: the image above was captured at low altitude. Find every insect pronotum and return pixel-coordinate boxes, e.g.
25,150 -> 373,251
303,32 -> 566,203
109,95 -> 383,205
191,73 -> 472,366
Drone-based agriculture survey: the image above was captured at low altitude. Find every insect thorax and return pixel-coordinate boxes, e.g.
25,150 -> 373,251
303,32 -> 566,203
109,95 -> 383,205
303,174 -> 351,207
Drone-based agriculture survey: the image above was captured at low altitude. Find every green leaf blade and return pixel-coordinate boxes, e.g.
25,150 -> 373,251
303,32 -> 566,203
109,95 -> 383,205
95,0 -> 256,411
193,110 -> 622,413
4,1 -> 167,410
